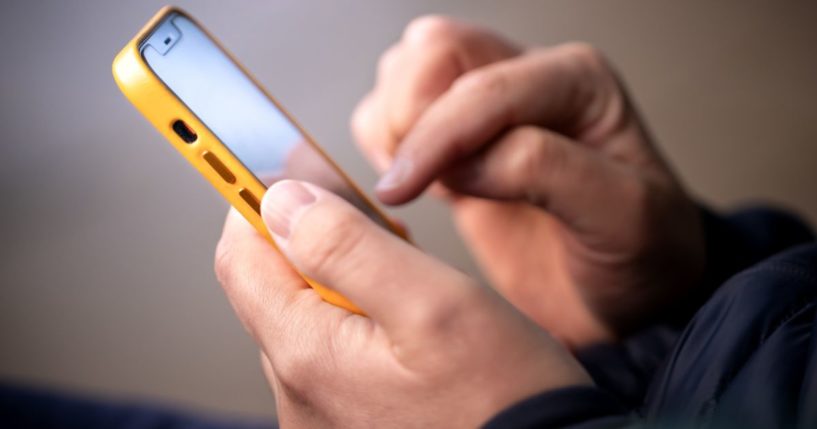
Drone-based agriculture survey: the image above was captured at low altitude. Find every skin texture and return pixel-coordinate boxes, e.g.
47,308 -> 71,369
215,14 -> 708,427
216,181 -> 591,428
352,16 -> 705,347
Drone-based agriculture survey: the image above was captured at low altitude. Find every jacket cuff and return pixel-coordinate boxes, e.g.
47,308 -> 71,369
690,206 -> 814,312
482,386 -> 628,429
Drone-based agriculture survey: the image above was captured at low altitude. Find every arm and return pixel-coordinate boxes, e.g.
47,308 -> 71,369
352,16 -> 815,347
353,16 -> 705,346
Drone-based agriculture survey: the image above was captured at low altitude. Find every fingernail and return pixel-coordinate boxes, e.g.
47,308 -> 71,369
262,181 -> 317,241
375,158 -> 412,192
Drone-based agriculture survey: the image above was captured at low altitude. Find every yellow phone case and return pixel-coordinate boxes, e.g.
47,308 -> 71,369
112,6 -> 401,314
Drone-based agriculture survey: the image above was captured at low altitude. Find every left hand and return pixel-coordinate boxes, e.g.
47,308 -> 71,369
215,180 -> 591,428
352,17 -> 705,347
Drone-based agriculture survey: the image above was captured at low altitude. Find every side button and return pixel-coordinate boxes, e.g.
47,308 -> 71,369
202,151 -> 236,184
238,189 -> 261,214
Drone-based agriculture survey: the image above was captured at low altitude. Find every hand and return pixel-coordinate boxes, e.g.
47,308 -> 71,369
215,180 -> 591,428
352,16 -> 705,347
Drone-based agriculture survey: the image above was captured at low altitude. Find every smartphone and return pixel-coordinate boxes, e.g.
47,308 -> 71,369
113,6 -> 401,314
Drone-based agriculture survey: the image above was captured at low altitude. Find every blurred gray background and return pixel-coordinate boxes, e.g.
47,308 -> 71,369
1,0 -> 815,420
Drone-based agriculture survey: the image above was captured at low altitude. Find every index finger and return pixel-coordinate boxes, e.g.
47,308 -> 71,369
352,18 -> 519,174
375,43 -> 616,205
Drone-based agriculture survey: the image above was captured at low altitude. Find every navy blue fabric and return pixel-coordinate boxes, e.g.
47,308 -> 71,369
570,207 -> 816,411
575,325 -> 680,410
483,387 -> 630,429
0,383 -> 276,429
486,207 -> 816,428
644,244 -> 817,429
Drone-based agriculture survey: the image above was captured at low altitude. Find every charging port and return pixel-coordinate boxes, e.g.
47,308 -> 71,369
172,119 -> 197,143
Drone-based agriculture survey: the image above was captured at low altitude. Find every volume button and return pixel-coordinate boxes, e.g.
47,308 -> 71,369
202,151 -> 236,184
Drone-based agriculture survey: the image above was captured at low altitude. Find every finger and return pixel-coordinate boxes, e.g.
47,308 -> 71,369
374,43 -> 621,205
382,16 -> 520,140
352,17 -> 520,174
214,208 -> 309,344
351,91 -> 395,173
442,126 -> 638,238
260,180 -> 472,339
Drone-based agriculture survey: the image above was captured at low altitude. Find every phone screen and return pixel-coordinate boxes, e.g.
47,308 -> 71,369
141,13 -> 388,227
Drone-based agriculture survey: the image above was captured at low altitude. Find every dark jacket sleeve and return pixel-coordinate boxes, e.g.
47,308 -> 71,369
484,206 -> 814,429
692,205 -> 814,308
482,386 -> 631,429
643,244 -> 817,429
573,206 -> 816,411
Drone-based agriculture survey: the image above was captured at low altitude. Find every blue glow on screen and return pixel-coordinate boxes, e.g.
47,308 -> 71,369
140,13 -> 387,228
143,14 -> 302,184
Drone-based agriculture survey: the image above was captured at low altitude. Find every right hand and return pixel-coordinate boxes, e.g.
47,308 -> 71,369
352,16 -> 705,347
215,181 -> 590,428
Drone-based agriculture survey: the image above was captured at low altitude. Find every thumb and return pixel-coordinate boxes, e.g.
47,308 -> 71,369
261,180 -> 471,337
443,126 -> 641,238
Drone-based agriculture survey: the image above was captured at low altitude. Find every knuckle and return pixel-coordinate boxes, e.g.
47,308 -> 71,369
515,128 -> 560,172
452,67 -> 509,98
535,136 -> 568,176
386,42 -> 461,138
411,281 -> 481,336
508,125 -> 549,146
376,44 -> 401,79
558,42 -> 610,73
553,42 -> 623,136
502,127 -> 568,207
561,42 -> 602,62
350,95 -> 374,141
404,15 -> 461,45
